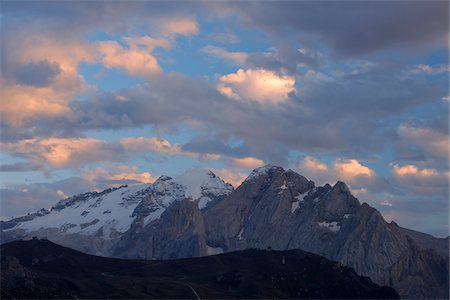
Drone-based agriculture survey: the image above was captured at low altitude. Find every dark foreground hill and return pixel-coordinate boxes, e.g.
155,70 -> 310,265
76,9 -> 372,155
1,239 -> 399,299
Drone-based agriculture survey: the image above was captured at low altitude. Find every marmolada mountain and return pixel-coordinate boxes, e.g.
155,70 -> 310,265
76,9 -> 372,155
2,165 -> 448,299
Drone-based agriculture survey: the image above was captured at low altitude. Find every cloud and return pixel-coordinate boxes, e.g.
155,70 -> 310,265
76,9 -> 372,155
82,165 -> 156,184
410,64 -> 449,75
96,38 -> 167,77
398,124 -> 449,160
230,157 -> 264,169
207,31 -> 240,44
158,18 -> 199,36
392,164 -> 449,195
1,137 -> 115,169
298,156 -> 376,189
15,60 -> 61,87
334,158 -> 376,180
229,1 -> 449,56
392,164 -> 439,177
181,137 -> 251,159
302,156 -> 328,173
218,68 -> 296,104
211,168 -> 249,188
201,45 -> 248,65
245,43 -> 319,72
119,137 -> 182,155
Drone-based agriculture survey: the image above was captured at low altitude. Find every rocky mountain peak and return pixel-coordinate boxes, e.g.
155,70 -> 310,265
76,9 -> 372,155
154,175 -> 173,183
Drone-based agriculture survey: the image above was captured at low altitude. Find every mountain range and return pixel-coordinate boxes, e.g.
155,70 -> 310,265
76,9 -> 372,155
1,165 -> 448,299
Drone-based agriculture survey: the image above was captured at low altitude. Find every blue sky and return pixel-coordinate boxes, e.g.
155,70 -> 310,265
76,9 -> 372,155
1,1 -> 449,237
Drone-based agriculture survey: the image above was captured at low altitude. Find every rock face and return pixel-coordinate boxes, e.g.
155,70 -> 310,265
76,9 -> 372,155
1,165 -> 448,299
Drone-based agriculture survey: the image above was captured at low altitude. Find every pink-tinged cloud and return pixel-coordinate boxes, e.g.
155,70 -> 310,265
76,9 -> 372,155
398,124 -> 449,159
1,42 -> 94,126
96,39 -> 164,77
333,158 -> 376,180
392,164 -> 449,195
230,157 -> 265,169
218,68 -> 296,104
2,36 -> 95,126
211,168 -> 249,188
82,165 -> 156,184
159,18 -> 199,36
119,137 -> 182,155
302,156 -> 328,172
392,164 -> 439,177
298,156 -> 376,189
201,45 -> 248,65
1,138 -> 113,168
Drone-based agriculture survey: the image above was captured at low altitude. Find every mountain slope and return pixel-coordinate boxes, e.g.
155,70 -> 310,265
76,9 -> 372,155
1,239 -> 399,299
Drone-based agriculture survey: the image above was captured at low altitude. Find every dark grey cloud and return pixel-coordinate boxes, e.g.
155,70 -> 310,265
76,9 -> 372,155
182,136 -> 250,158
0,162 -> 42,172
230,1 -> 449,56
15,60 -> 61,86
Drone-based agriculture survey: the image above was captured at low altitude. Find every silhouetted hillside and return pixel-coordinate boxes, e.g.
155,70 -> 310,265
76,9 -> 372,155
1,239 -> 399,299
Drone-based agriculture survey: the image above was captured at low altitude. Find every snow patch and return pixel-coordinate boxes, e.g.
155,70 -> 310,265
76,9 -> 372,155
343,214 -> 352,219
317,221 -> 341,233
238,228 -> 244,240
143,208 -> 165,226
291,201 -> 300,213
278,181 -> 288,194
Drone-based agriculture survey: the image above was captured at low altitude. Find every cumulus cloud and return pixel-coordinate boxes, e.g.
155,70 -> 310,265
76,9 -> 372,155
334,158 -> 376,180
218,68 -> 296,104
96,37 -> 168,77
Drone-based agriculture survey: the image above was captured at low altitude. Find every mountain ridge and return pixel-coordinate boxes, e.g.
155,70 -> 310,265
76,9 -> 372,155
1,165 -> 448,299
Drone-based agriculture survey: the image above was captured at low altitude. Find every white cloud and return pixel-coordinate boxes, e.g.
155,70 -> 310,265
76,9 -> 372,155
218,68 -> 296,104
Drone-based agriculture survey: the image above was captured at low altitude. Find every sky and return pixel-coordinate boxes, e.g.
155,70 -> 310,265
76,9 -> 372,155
1,1 -> 449,237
